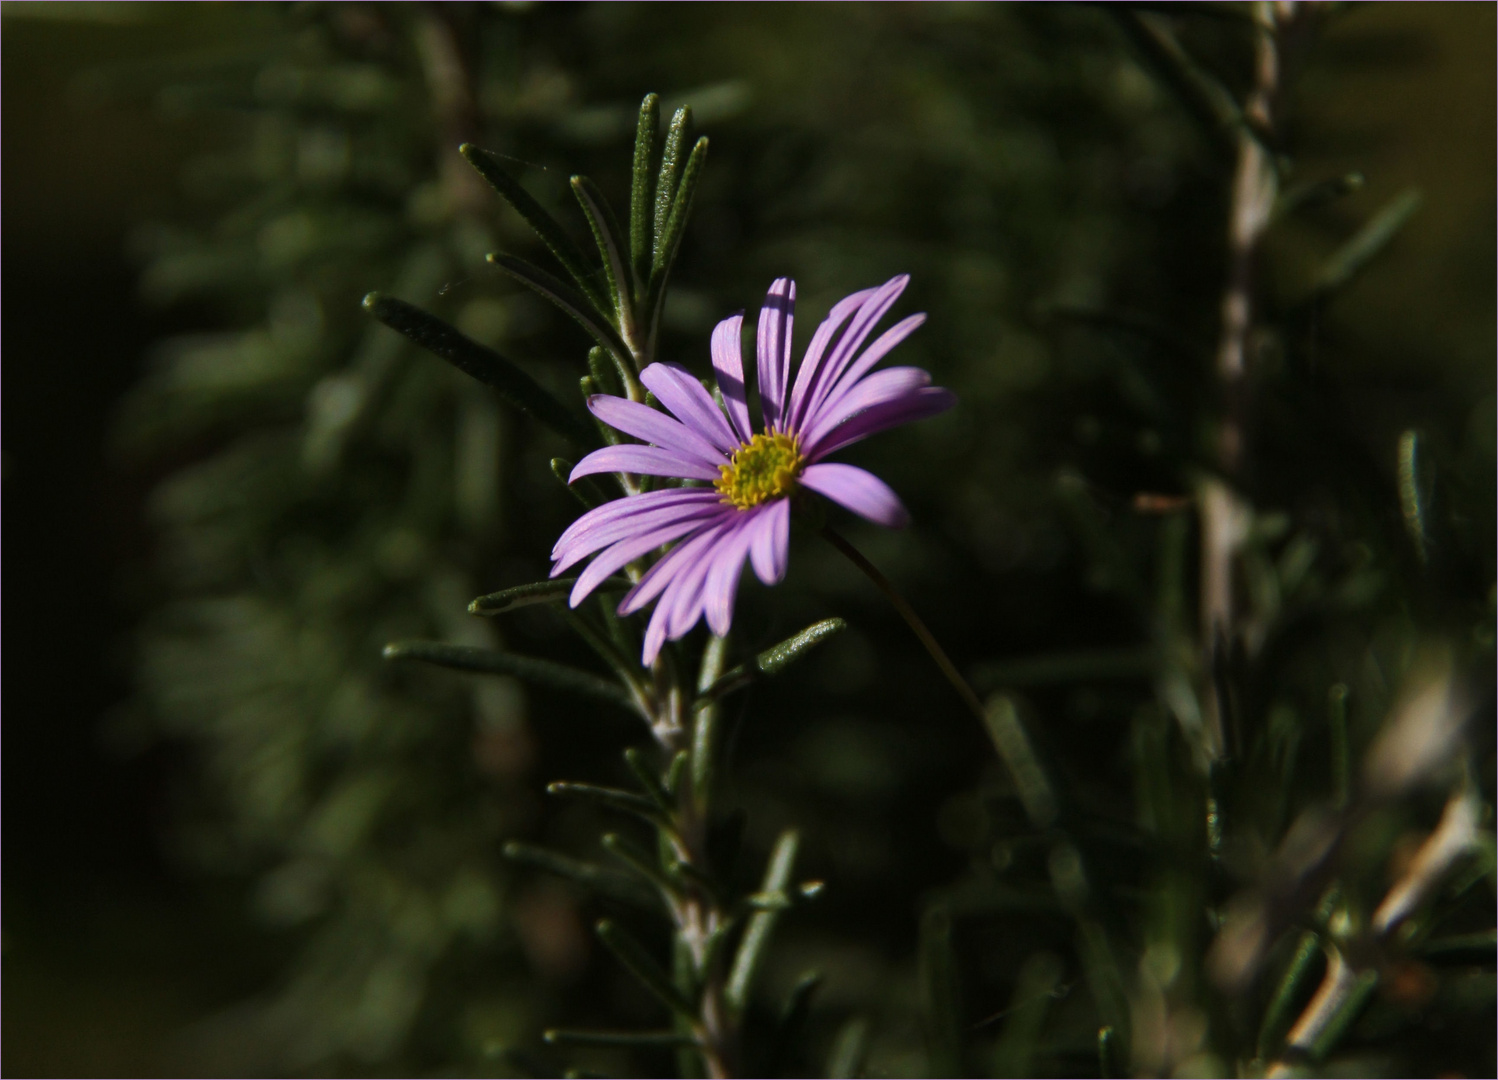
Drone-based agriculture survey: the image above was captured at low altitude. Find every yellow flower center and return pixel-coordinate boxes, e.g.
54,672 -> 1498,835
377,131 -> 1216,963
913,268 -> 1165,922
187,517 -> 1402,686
715,432 -> 805,509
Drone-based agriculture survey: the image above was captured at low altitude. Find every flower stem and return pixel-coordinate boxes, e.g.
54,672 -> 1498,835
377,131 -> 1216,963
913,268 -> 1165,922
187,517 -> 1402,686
821,526 -> 987,725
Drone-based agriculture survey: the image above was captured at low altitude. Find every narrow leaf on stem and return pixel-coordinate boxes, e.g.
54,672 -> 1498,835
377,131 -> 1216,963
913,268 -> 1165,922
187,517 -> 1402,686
695,618 -> 847,706
547,782 -> 663,821
362,293 -> 596,449
587,345 -> 625,399
1107,10 -> 1243,154
1256,930 -> 1322,1061
459,143 -> 607,309
383,641 -> 636,712
571,174 -> 636,334
825,1017 -> 870,1080
487,252 -> 634,369
650,135 -> 708,284
550,457 -> 613,508
919,906 -> 963,1077
983,694 -> 1058,828
624,747 -> 676,818
725,829 -> 799,1012
629,94 -> 660,290
692,633 -> 730,810
595,918 -> 698,1021
1275,171 -> 1364,218
1310,188 -> 1423,302
502,841 -> 658,912
653,106 -> 692,251
603,832 -> 682,899
767,972 -> 823,1077
469,577 -> 628,616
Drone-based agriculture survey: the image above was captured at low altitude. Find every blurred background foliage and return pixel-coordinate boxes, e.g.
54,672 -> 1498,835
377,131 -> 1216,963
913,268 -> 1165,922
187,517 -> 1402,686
3,2 -> 1492,1076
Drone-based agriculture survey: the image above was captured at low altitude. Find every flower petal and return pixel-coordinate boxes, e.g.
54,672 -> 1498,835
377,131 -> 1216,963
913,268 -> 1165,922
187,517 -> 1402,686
666,538 -> 719,637
618,519 -> 727,615
641,362 -> 740,453
823,312 -> 926,404
800,462 -> 909,528
800,275 -> 909,428
748,495 -> 791,584
568,444 -> 721,483
784,287 -> 873,433
629,523 -> 731,665
554,486 -> 716,552
756,278 -> 796,432
588,395 -> 727,468
711,313 -> 753,443
802,367 -> 931,454
567,513 -> 723,607
642,603 -> 672,667
552,490 -> 724,574
701,512 -> 759,636
806,386 -> 956,460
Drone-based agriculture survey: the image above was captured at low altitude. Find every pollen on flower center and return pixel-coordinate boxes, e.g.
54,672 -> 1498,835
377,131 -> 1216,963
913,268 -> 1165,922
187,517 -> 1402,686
715,432 -> 805,509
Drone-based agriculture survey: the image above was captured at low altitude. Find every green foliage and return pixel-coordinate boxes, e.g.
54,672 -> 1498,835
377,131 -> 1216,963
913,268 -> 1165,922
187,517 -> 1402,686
109,3 -> 1492,1077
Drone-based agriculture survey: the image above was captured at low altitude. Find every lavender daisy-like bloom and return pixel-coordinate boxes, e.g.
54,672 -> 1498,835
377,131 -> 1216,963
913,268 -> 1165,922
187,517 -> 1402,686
551,275 -> 955,665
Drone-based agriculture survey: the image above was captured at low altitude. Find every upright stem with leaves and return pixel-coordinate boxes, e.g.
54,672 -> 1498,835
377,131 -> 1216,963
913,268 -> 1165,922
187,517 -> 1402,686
372,95 -> 838,1079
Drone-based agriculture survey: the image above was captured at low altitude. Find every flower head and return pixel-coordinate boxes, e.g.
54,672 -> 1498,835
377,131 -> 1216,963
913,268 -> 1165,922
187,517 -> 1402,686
551,275 -> 954,664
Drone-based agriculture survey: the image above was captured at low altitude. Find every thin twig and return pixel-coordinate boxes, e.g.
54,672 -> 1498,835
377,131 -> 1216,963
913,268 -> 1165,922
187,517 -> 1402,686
1264,785 -> 1483,1075
821,525 -> 988,726
1199,1 -> 1290,761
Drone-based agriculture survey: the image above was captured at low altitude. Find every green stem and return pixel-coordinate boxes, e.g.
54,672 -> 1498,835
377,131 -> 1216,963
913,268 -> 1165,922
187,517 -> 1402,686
821,526 -> 987,726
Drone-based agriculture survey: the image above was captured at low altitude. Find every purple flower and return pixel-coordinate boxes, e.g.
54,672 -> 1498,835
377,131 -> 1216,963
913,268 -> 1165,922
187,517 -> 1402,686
551,275 -> 955,665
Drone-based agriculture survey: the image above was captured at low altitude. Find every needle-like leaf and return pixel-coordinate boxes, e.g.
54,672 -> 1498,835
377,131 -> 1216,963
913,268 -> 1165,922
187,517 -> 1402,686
571,175 -> 636,336
502,842 -> 658,912
487,252 -> 635,370
653,106 -> 692,250
630,94 -> 660,289
694,618 -> 847,706
469,577 -> 629,616
1309,188 -> 1423,303
766,972 -> 823,1077
363,293 -> 596,449
595,918 -> 698,1021
547,781 -> 663,822
725,829 -> 799,1013
459,142 -> 607,309
382,641 -> 635,712
650,135 -> 708,285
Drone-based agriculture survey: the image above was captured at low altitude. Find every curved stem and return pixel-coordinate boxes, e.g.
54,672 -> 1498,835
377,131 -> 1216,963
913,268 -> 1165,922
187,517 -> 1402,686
821,526 -> 987,725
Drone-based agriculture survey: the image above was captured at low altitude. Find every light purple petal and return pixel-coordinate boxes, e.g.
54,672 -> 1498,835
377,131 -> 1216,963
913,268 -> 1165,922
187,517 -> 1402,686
627,523 -> 733,664
665,539 -> 719,637
567,514 -> 722,607
588,395 -> 728,468
711,313 -> 753,443
799,275 -> 909,429
568,444 -> 721,483
784,287 -> 874,434
748,495 -> 791,584
618,521 -> 727,616
641,362 -> 739,453
822,312 -> 926,404
642,604 -> 672,667
802,367 -> 931,453
701,513 -> 759,636
756,278 -> 796,432
806,386 -> 956,460
553,486 -> 717,553
800,462 -> 910,528
552,490 -> 724,574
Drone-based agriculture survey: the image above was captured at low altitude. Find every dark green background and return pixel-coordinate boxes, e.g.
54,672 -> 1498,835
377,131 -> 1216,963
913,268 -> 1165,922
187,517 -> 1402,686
3,3 -> 1492,1075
